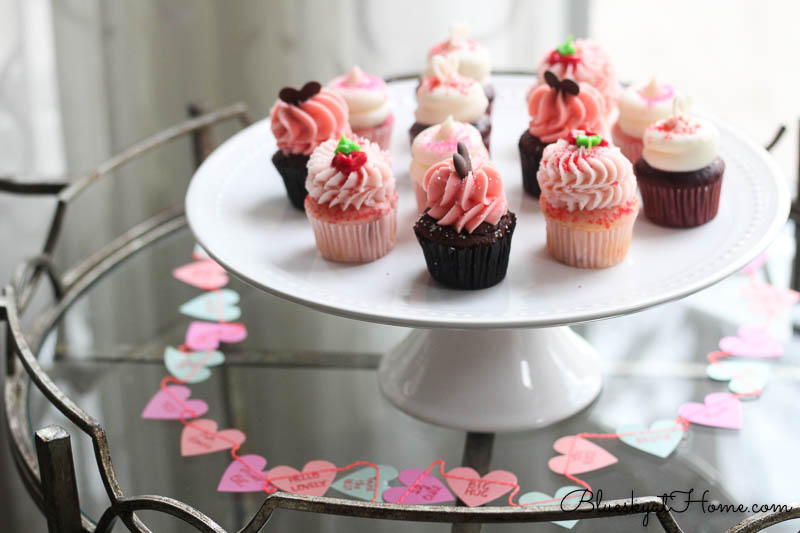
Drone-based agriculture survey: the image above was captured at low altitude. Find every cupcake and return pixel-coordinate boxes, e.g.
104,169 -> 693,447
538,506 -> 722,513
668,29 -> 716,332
519,71 -> 605,198
538,131 -> 639,269
270,82 -> 350,210
423,22 -> 494,113
410,116 -> 488,213
634,115 -> 724,228
612,77 -> 689,163
410,55 -> 490,151
305,135 -> 397,263
328,66 -> 394,150
535,36 -> 618,123
414,142 -> 516,289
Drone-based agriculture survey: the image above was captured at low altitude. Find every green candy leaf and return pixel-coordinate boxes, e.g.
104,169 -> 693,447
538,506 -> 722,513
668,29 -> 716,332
335,135 -> 360,155
576,134 -> 602,148
556,35 -> 576,56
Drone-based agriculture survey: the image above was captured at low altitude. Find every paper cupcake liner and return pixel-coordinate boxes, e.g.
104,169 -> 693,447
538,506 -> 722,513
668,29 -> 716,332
611,127 -> 643,164
639,179 -> 722,228
353,114 -> 394,151
271,150 -> 309,210
413,181 -> 428,214
518,138 -> 544,198
308,207 -> 397,264
416,222 -> 515,290
544,215 -> 636,269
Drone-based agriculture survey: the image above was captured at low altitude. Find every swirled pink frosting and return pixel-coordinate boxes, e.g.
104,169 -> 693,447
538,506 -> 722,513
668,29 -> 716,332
537,138 -> 636,212
270,89 -> 350,155
535,40 -> 618,116
527,82 -> 605,143
306,137 -> 395,211
422,159 -> 507,233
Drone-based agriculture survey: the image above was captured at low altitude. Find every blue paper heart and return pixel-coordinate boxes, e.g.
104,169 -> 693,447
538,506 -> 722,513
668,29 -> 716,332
706,361 -> 770,394
164,346 -> 225,383
518,486 -> 583,529
617,419 -> 684,459
179,289 -> 241,322
331,465 -> 398,501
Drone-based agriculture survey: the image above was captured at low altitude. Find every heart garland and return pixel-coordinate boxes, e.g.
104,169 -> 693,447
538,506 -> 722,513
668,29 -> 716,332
141,243 -> 791,518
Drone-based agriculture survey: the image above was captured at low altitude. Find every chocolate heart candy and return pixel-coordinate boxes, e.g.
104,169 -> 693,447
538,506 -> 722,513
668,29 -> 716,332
453,141 -> 472,179
278,81 -> 322,106
542,71 -> 580,97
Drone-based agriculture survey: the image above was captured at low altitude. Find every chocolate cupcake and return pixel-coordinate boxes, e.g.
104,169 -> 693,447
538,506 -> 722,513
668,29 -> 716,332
519,71 -> 605,197
414,142 -> 515,289
411,55 -> 490,151
269,82 -> 350,210
635,115 -> 724,228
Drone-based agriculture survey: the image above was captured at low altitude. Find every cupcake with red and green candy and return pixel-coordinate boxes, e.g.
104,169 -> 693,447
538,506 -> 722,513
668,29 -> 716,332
519,71 -> 606,198
305,135 -> 397,263
328,66 -> 394,150
634,115 -> 724,228
410,115 -> 488,213
411,55 -> 491,151
414,142 -> 516,289
535,36 -> 618,123
612,77 -> 690,163
537,130 -> 639,269
423,22 -> 494,113
270,82 -> 350,210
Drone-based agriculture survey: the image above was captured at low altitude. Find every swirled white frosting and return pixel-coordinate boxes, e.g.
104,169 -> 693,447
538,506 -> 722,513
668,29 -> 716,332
327,66 -> 392,129
409,116 -> 488,185
415,55 -> 488,125
617,77 -> 689,138
537,137 -> 637,212
423,22 -> 491,86
642,115 -> 719,172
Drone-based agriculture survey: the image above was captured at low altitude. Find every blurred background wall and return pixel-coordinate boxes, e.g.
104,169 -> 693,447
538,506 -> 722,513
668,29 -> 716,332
0,0 -> 798,529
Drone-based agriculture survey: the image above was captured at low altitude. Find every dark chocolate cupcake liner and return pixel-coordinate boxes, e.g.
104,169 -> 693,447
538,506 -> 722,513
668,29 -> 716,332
271,150 -> 309,210
639,179 -> 722,228
416,222 -> 515,290
518,131 -> 546,198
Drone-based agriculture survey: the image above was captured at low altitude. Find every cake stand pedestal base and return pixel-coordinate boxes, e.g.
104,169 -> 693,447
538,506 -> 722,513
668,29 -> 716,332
378,327 -> 603,432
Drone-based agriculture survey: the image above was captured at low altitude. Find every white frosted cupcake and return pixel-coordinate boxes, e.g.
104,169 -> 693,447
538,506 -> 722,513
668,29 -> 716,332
328,66 -> 394,150
409,116 -> 488,213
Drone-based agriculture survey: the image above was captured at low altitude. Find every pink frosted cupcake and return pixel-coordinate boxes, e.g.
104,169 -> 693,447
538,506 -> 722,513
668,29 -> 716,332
612,77 -> 689,163
423,22 -> 494,113
328,66 -> 394,150
538,131 -> 639,269
270,82 -> 350,210
535,37 -> 618,124
519,71 -> 605,198
305,135 -> 397,263
411,55 -> 490,150
410,116 -> 488,213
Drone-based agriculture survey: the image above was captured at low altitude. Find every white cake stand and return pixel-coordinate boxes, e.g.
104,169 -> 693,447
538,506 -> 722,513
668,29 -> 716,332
186,75 -> 789,432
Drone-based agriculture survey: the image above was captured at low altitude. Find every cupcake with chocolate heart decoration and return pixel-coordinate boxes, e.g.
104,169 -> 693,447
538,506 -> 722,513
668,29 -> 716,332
519,71 -> 605,198
634,115 -> 724,228
612,77 -> 690,163
538,130 -> 639,269
270,81 -> 350,210
423,22 -> 494,113
535,36 -> 618,123
410,115 -> 488,213
305,135 -> 397,263
327,66 -> 394,150
410,55 -> 490,151
414,142 -> 516,289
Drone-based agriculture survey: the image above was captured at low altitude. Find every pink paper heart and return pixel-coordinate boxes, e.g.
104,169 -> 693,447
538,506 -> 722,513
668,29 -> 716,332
445,468 -> 517,507
740,253 -> 766,274
173,260 -> 228,290
141,386 -> 207,420
267,460 -> 337,496
181,419 -> 245,456
185,321 -> 247,351
678,392 -> 742,429
382,468 -> 455,504
719,325 -> 783,357
547,436 -> 618,475
742,283 -> 800,316
218,454 -> 275,492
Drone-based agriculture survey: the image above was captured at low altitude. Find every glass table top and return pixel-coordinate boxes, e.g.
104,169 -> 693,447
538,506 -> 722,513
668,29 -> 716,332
24,225 -> 800,532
